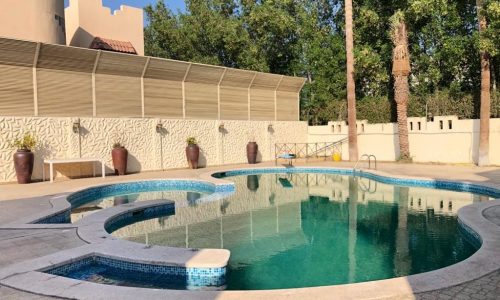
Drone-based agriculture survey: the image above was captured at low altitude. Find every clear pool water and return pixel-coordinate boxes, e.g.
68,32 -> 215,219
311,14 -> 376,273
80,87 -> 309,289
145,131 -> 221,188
110,173 -> 490,290
71,190 -> 209,223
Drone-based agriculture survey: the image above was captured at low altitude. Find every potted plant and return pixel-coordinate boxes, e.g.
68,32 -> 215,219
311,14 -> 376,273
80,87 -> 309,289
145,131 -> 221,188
10,132 -> 36,184
111,142 -> 128,175
185,137 -> 199,169
247,136 -> 258,164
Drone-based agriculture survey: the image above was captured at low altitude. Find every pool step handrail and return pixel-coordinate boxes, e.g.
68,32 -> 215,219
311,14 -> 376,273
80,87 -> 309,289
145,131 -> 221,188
274,138 -> 350,165
358,177 -> 378,193
353,154 -> 377,172
305,137 -> 348,158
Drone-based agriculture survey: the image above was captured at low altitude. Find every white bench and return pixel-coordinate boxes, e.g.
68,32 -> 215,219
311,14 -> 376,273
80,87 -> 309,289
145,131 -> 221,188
276,153 -> 296,166
42,158 -> 106,183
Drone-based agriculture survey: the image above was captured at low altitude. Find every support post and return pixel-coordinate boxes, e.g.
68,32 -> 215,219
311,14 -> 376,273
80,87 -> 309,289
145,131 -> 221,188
141,57 -> 151,118
297,78 -> 306,121
248,72 -> 257,120
32,43 -> 41,116
182,63 -> 192,119
91,51 -> 101,117
217,68 -> 227,120
275,75 -> 284,121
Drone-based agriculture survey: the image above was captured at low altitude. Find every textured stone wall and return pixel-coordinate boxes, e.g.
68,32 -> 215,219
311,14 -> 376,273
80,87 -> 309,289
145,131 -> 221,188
0,117 -> 308,182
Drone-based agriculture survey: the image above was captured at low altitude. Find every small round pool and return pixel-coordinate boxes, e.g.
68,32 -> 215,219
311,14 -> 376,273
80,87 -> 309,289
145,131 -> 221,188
108,170 -> 496,290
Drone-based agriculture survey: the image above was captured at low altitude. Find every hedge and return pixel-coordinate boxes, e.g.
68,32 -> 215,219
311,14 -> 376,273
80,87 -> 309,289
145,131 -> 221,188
302,90 -> 500,125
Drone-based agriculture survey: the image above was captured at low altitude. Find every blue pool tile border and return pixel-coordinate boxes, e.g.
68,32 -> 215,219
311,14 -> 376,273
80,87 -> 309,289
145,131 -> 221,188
67,180 -> 235,209
214,168 -> 500,198
44,255 -> 226,288
458,218 -> 482,249
105,202 -> 176,234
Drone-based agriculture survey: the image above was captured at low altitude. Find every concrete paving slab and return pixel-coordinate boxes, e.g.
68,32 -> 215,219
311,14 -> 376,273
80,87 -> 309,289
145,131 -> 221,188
0,229 -> 85,268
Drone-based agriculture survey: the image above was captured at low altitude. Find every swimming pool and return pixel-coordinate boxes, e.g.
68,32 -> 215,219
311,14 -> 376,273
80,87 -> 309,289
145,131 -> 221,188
105,170 -> 494,290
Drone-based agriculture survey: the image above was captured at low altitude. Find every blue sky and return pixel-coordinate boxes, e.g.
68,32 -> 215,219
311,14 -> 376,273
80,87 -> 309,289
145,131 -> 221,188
64,1 -> 186,15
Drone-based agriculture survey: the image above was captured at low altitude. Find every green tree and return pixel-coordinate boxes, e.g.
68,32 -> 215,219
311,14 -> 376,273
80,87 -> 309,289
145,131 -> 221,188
143,0 -> 500,126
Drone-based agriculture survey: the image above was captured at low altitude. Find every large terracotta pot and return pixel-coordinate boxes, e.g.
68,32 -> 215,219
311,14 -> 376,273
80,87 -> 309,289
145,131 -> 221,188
13,149 -> 34,184
111,147 -> 128,175
186,144 -> 200,169
246,142 -> 258,164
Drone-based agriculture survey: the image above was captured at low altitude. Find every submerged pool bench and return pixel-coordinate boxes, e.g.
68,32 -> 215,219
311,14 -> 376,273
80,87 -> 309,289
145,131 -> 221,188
42,158 -> 106,183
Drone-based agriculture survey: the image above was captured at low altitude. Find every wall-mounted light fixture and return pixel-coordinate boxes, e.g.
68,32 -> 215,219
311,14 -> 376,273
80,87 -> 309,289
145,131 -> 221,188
72,118 -> 80,134
219,122 -> 225,130
267,124 -> 273,131
156,122 -> 163,133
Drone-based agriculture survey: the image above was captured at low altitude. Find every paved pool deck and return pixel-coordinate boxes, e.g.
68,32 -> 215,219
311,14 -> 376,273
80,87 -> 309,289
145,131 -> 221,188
0,161 -> 499,299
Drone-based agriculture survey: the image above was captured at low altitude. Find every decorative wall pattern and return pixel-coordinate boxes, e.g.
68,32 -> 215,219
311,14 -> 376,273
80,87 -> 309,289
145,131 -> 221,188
0,117 -> 308,183
3,114 -> 499,183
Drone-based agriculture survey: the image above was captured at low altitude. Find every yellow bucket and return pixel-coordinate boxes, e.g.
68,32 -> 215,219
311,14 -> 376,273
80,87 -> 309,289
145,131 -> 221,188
333,153 -> 342,162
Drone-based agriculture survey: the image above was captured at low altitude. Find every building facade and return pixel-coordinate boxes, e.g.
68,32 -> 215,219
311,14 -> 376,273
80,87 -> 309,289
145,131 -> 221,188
65,0 -> 144,55
0,0 -> 66,45
0,0 -> 144,55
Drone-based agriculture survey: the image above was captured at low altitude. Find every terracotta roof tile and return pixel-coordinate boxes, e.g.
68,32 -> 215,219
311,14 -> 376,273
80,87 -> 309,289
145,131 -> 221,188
89,37 -> 137,54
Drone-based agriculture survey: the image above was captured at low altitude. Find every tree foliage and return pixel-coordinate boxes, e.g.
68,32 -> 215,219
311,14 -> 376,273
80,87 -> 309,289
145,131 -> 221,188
144,0 -> 500,125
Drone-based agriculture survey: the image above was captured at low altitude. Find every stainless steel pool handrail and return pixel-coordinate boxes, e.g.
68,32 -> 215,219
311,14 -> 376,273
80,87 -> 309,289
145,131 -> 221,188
358,177 -> 378,193
353,154 -> 377,172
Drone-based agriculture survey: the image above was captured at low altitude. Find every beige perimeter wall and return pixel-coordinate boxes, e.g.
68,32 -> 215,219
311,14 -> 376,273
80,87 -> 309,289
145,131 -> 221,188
308,115 -> 500,165
0,117 -> 308,183
2,114 -> 499,183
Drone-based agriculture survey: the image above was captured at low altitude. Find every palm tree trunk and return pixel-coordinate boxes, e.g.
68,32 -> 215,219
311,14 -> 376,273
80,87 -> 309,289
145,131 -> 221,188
477,0 -> 490,166
391,14 -> 411,160
345,0 -> 358,162
395,76 -> 410,159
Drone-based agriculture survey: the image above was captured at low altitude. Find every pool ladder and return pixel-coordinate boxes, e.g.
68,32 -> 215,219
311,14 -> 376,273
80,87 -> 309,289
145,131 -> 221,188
353,154 -> 377,173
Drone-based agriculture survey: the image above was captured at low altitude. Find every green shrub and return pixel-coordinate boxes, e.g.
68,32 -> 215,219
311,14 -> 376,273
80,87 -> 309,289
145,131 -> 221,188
186,137 -> 197,145
302,90 -> 500,124
10,132 -> 37,151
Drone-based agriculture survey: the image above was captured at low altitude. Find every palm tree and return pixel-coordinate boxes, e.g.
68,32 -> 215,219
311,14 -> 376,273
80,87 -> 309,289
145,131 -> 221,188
345,0 -> 358,162
477,0 -> 490,166
390,11 -> 411,160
